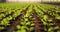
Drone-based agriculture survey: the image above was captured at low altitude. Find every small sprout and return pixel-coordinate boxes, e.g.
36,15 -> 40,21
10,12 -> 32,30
31,24 -> 35,26
43,15 -> 48,21
55,16 -> 60,20
0,27 -> 4,30
30,27 -> 34,31
26,22 -> 31,25
17,25 -> 21,29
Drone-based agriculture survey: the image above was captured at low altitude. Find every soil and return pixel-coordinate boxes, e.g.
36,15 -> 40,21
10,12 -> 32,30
32,7 -> 44,32
1,5 -> 30,32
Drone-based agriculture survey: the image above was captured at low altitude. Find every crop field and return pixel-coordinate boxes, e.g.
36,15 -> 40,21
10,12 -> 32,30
0,2 -> 60,32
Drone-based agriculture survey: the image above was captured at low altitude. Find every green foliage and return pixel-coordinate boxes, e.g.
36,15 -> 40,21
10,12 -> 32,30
0,2 -> 60,32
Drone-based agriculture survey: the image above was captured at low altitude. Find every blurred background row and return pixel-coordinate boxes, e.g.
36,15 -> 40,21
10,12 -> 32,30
0,0 -> 60,2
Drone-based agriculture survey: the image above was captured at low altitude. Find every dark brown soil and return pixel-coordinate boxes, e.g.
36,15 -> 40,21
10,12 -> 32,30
37,5 -> 60,30
0,4 -> 60,32
1,5 -> 30,32
32,7 -> 44,32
